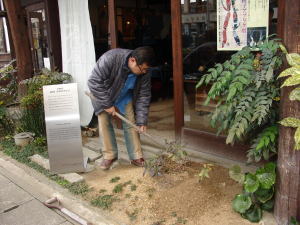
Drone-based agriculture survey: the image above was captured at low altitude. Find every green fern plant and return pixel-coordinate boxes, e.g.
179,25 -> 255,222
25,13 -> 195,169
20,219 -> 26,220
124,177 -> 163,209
196,40 -> 283,147
277,46 -> 300,150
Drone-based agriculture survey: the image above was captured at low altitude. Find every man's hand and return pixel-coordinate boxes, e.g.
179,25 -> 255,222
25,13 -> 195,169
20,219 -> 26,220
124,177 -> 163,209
105,106 -> 116,116
138,126 -> 147,133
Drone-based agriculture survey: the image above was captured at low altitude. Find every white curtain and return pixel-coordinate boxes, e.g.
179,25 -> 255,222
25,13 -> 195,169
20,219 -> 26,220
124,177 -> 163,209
58,0 -> 95,126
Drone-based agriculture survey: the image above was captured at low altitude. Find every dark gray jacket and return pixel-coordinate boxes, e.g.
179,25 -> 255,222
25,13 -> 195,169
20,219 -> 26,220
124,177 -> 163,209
88,48 -> 151,126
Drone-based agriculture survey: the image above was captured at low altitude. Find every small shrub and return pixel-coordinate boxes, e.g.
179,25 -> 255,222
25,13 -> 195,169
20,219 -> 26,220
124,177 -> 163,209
195,163 -> 214,181
91,195 -> 118,210
110,176 -> 121,183
113,183 -> 124,193
232,162 -> 276,223
130,184 -> 137,191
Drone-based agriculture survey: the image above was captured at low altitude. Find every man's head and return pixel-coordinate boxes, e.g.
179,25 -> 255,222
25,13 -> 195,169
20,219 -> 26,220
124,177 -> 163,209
128,46 -> 155,75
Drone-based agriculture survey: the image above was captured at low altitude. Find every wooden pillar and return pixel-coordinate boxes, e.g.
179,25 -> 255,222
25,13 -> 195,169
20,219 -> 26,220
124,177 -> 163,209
108,0 -> 117,49
3,0 -> 33,81
275,0 -> 300,224
171,0 -> 184,138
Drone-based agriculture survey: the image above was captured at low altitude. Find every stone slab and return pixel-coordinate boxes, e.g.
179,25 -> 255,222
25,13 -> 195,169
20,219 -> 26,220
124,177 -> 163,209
29,154 -> 84,184
58,173 -> 84,183
82,147 -> 101,162
84,140 -> 101,152
0,173 -> 11,187
29,154 -> 50,170
0,199 -> 66,225
0,182 -> 34,213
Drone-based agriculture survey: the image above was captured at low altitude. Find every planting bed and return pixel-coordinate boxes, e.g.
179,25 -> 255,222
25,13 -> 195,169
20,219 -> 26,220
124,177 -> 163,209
82,160 -> 256,225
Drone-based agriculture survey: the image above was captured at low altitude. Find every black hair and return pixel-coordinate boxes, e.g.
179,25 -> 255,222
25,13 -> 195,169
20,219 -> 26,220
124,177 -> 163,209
131,46 -> 156,67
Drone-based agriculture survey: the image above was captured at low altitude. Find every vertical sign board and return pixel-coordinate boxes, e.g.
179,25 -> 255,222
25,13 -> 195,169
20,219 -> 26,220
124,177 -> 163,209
43,83 -> 85,174
217,0 -> 269,51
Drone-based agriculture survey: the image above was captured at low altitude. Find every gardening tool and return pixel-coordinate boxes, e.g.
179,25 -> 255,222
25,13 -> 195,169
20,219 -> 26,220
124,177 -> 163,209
85,91 -> 165,148
44,197 -> 93,225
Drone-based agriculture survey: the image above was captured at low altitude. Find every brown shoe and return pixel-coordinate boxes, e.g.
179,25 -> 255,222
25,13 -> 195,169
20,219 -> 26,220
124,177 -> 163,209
131,158 -> 145,167
100,158 -> 117,170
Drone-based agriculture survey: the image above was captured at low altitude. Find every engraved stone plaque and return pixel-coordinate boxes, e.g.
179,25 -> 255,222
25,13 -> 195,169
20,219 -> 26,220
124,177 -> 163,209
43,83 -> 85,173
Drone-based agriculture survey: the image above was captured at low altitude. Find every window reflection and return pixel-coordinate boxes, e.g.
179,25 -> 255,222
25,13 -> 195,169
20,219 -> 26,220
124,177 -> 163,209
181,0 -> 231,133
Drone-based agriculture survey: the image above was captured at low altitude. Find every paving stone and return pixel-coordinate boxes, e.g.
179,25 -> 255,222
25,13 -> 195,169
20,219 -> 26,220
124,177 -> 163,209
84,141 -> 101,152
0,173 -> 11,187
0,199 -> 66,225
58,173 -> 84,183
0,183 -> 34,213
82,147 -> 101,162
29,154 -> 50,170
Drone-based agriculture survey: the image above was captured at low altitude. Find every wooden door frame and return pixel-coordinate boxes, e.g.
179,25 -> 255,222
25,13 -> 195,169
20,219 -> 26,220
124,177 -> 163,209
108,0 -> 118,49
25,2 -> 46,74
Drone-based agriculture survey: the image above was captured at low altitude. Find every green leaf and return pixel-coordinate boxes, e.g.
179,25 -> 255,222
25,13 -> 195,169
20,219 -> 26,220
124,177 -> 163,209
294,127 -> 300,150
261,198 -> 275,212
286,53 -> 300,67
254,187 -> 274,203
244,173 -> 259,193
289,87 -> 300,101
256,139 -> 265,150
279,117 -> 300,128
266,58 -> 276,82
232,194 -> 252,213
264,162 -> 276,174
227,87 -> 237,101
278,67 -> 300,79
229,165 -> 245,184
196,77 -> 205,89
279,44 -> 288,54
281,74 -> 300,87
241,205 -> 262,223
256,171 -> 276,189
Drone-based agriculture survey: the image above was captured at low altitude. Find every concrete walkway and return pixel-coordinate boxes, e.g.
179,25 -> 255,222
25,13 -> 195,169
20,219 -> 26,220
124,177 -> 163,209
0,169 -> 76,225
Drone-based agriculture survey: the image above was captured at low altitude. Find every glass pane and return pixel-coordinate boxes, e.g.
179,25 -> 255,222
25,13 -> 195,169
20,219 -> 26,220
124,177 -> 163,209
181,0 -> 278,134
29,8 -> 51,72
88,0 -> 109,60
0,17 -> 6,53
181,0 -> 232,134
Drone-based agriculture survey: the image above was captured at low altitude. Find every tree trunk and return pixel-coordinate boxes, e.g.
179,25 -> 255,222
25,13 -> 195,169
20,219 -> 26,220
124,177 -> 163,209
275,0 -> 300,224
3,0 -> 33,82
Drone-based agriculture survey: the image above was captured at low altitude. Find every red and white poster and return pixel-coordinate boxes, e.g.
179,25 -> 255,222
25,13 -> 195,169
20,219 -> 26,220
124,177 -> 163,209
217,0 -> 269,51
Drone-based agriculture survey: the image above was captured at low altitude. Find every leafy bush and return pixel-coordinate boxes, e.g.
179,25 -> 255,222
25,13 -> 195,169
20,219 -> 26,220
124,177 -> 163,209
19,68 -> 71,136
0,60 -> 17,136
196,40 -> 282,145
231,162 -> 276,222
277,47 -> 300,150
0,60 -> 17,105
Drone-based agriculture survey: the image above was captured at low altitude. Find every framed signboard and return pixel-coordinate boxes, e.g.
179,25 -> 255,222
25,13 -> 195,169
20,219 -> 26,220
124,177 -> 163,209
43,83 -> 85,173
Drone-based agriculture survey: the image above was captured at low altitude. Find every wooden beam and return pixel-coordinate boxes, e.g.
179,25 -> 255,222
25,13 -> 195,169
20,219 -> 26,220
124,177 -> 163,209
108,0 -> 117,49
274,0 -> 300,224
171,0 -> 184,138
3,0 -> 33,81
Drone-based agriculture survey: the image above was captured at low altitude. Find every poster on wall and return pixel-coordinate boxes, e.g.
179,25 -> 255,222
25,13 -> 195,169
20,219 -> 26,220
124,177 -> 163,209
217,0 -> 269,51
